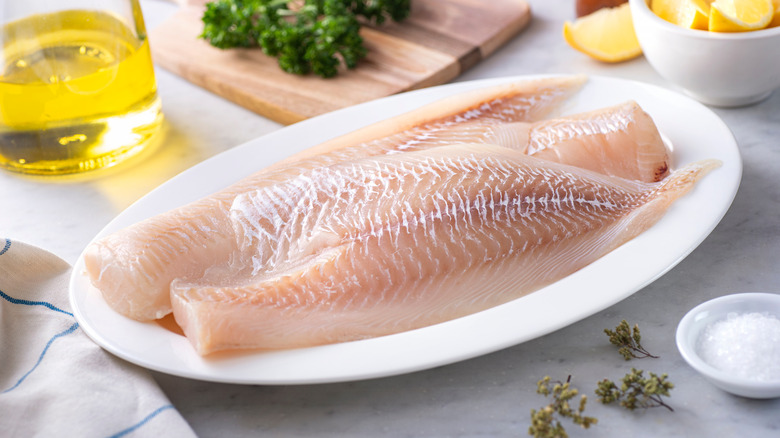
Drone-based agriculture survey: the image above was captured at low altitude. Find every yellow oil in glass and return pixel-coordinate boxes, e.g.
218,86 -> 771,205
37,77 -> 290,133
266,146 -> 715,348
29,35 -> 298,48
0,9 -> 162,175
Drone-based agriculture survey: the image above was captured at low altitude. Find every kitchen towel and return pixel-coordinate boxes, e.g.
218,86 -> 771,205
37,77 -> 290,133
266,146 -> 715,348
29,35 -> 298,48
0,238 -> 196,438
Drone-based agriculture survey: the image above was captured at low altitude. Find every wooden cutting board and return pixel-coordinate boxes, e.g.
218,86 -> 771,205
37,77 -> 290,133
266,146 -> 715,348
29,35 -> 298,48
149,0 -> 532,125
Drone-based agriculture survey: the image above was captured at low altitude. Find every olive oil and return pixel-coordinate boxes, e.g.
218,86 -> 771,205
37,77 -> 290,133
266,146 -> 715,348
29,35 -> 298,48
0,9 -> 162,175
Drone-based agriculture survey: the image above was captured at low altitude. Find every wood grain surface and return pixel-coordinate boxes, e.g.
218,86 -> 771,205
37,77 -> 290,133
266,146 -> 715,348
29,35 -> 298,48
149,0 -> 532,124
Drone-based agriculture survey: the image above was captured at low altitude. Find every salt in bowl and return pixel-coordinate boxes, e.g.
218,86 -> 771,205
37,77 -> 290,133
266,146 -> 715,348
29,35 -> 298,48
676,292 -> 780,399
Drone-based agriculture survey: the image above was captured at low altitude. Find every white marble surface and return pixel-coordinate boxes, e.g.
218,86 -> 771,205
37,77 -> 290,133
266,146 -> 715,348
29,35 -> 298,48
3,0 -> 780,436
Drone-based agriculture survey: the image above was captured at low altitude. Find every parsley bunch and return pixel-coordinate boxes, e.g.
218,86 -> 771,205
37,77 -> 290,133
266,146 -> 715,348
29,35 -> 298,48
201,0 -> 411,78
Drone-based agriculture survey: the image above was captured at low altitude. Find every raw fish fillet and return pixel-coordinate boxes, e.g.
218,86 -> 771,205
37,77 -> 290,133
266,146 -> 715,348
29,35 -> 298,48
170,144 -> 720,355
85,76 -> 588,321
522,101 -> 670,182
353,100 -> 671,182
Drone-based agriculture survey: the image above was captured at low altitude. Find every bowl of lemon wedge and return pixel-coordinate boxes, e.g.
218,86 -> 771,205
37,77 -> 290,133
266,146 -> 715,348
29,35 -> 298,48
629,0 -> 780,107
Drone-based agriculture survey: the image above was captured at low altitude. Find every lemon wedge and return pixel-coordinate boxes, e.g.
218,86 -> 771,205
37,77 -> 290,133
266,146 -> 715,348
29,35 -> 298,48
563,3 -> 642,63
651,0 -> 711,30
708,0 -> 773,31
770,0 -> 780,26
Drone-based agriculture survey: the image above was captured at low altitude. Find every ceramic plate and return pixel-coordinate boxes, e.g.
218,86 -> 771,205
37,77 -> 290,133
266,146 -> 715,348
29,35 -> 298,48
69,75 -> 742,384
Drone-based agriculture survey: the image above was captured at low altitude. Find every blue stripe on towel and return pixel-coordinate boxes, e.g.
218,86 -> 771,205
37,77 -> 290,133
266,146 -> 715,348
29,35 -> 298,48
107,404 -> 175,438
0,289 -> 74,317
2,322 -> 80,393
0,239 -> 10,255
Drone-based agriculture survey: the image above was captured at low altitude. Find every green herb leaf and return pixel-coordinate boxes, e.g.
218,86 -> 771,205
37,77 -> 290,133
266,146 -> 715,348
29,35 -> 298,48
200,0 -> 410,77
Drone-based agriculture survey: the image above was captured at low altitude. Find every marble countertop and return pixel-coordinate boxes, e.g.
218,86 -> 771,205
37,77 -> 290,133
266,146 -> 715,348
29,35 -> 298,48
3,0 -> 780,436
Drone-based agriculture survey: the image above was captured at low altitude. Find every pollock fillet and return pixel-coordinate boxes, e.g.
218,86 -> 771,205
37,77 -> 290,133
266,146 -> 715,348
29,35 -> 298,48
84,77 -> 672,326
522,100 -> 670,182
85,76 -> 589,321
372,99 -> 671,182
169,144 -> 719,354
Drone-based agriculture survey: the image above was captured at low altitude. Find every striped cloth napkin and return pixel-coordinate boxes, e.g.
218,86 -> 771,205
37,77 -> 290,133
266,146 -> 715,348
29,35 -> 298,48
0,239 -> 195,438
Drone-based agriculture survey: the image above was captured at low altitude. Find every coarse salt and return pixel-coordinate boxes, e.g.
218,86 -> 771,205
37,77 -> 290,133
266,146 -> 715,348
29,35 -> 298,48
697,312 -> 780,381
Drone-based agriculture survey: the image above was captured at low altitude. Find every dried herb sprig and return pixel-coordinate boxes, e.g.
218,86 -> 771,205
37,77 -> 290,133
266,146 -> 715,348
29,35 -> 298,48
604,319 -> 658,360
529,376 -> 598,438
595,368 -> 674,412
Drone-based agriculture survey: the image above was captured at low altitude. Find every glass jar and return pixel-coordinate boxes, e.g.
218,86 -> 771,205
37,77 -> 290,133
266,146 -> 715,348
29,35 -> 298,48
0,0 -> 163,175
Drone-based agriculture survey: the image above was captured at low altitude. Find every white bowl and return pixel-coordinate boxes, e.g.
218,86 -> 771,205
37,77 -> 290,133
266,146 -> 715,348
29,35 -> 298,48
676,293 -> 780,399
630,0 -> 780,107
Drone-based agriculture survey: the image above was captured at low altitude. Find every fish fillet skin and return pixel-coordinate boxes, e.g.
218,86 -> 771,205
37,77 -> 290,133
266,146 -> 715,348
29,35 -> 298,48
523,101 -> 671,182
169,144 -> 720,355
85,76 -> 587,321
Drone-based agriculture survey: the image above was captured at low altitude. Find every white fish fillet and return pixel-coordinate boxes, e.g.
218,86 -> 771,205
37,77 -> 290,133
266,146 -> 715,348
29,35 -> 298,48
169,144 -> 720,355
85,76 -> 588,321
522,100 -> 671,182
358,99 -> 671,182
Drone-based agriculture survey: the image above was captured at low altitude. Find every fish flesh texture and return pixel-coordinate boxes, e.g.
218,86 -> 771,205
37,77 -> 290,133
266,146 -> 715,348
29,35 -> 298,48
85,76 -> 589,321
84,78 -> 670,327
521,100 -> 670,182
358,99 -> 671,182
170,144 -> 719,355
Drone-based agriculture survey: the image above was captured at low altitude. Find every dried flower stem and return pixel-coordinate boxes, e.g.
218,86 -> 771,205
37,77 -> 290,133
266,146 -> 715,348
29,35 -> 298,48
529,376 -> 597,438
595,368 -> 674,412
605,319 -> 659,360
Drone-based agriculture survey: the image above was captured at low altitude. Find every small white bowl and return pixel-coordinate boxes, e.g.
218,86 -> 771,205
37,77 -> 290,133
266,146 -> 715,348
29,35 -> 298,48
676,293 -> 780,399
629,0 -> 780,107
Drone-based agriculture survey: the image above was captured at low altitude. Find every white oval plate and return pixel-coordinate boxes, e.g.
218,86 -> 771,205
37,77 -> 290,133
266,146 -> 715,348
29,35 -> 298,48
69,75 -> 742,384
